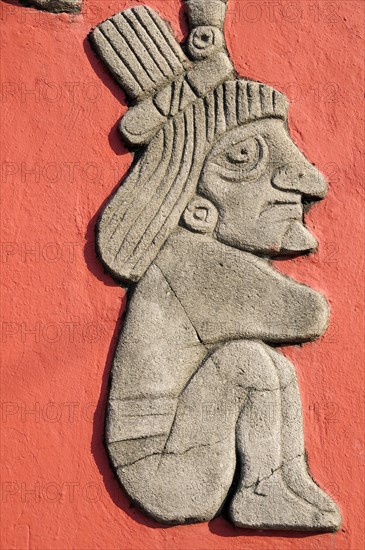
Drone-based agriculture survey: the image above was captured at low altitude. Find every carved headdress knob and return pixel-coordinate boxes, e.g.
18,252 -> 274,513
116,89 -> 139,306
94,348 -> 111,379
185,0 -> 228,29
185,0 -> 227,59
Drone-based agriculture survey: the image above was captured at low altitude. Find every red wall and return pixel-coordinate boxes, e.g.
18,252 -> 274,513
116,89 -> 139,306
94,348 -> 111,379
1,1 -> 364,549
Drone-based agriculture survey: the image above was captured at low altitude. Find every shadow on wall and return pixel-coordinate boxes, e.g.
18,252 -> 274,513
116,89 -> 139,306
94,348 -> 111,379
82,36 -> 129,287
83,23 -> 319,541
83,37 -> 129,156
2,0 -> 27,7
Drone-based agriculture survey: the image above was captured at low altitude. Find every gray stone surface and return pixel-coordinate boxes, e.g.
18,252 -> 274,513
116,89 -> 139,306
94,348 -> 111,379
20,0 -> 81,13
90,0 -> 341,531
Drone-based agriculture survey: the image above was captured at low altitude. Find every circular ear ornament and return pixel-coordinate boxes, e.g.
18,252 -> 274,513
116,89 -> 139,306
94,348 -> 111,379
182,196 -> 219,234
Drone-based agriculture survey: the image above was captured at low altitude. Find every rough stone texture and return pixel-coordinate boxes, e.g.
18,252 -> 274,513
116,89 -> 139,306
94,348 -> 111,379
91,0 -> 342,531
20,0 -> 81,14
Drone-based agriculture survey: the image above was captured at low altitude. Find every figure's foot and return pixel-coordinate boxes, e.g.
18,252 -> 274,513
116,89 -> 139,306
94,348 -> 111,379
229,470 -> 341,531
282,455 -> 339,513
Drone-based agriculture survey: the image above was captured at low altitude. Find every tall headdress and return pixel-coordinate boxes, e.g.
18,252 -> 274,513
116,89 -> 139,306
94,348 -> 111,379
90,0 -> 289,283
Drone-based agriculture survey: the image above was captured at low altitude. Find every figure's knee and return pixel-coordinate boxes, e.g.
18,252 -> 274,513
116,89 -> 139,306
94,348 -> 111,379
266,347 -> 298,388
211,340 -> 280,391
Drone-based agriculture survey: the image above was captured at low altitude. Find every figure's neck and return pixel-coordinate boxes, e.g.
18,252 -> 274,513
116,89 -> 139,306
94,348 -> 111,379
155,226 -> 270,278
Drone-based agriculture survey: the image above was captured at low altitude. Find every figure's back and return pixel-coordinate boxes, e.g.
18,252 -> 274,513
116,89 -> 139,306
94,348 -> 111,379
106,262 -> 207,468
109,263 -> 206,403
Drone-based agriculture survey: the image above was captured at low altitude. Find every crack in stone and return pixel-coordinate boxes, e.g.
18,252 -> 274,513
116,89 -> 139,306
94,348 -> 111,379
243,453 -> 305,492
210,352 -> 281,392
118,412 -> 171,418
158,402 -> 179,470
154,264 -> 207,349
237,384 -> 281,392
119,436 -> 231,469
151,265 -> 217,470
108,433 -> 168,445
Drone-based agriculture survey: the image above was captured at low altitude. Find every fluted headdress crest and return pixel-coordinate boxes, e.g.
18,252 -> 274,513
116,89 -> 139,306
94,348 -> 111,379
90,0 -> 287,146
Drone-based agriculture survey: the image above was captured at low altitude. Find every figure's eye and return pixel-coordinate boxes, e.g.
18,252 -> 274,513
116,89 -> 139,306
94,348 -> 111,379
212,135 -> 268,182
226,137 -> 261,169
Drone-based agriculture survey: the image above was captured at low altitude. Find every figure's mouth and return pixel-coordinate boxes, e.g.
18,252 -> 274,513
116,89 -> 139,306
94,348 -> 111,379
264,199 -> 301,209
260,201 -> 303,221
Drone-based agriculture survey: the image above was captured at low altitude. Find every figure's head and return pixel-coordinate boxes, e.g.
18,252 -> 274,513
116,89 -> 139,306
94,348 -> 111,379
91,0 -> 327,283
192,118 -> 327,256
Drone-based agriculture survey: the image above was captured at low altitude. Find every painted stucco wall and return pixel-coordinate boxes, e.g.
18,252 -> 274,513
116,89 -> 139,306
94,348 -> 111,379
1,1 -> 364,549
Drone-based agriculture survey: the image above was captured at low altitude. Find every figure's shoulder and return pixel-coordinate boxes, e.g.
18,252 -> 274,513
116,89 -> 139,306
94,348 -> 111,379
127,262 -> 197,337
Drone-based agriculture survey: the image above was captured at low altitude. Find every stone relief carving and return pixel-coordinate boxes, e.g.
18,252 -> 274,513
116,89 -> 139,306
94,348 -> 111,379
90,0 -> 342,530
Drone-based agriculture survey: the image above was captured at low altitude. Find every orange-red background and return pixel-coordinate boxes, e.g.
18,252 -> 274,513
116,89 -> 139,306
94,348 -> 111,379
1,1 -> 364,549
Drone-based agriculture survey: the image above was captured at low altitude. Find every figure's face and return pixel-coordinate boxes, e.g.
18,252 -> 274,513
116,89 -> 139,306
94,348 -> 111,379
198,119 -> 327,256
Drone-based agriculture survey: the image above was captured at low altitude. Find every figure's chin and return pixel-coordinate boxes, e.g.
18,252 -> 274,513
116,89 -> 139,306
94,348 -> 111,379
278,221 -> 318,255
215,222 -> 318,257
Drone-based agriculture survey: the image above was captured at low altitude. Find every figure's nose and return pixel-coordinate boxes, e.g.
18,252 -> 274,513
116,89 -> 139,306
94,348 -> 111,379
272,161 -> 328,200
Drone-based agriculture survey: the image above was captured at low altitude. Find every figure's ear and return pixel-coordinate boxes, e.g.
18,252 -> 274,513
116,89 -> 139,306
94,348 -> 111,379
182,196 -> 218,234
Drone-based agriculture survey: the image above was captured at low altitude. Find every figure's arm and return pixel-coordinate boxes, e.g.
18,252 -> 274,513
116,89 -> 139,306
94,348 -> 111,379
199,253 -> 330,345
156,233 -> 329,346
245,257 -> 330,344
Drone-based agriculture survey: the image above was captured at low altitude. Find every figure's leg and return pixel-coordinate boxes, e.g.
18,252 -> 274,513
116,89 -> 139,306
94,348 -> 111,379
107,344 -> 247,524
229,343 -> 341,531
266,348 -> 341,513
106,340 -> 282,524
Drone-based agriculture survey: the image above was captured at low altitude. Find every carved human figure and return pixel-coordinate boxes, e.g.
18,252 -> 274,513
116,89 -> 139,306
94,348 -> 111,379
90,0 -> 341,530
